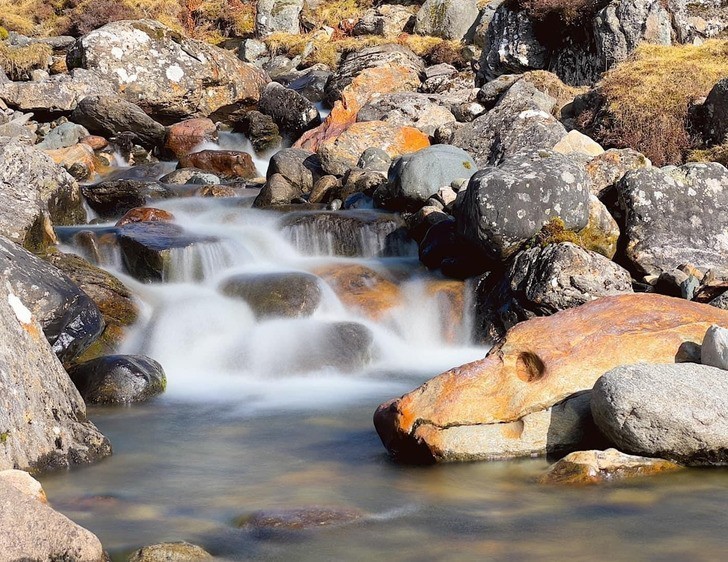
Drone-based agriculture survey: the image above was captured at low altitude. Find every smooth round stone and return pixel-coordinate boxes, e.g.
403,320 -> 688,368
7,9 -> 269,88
219,272 -> 322,319
236,506 -> 363,531
128,541 -> 212,561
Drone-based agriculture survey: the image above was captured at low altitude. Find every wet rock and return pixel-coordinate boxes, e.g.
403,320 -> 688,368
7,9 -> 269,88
318,121 -> 430,176
256,0 -> 303,36
374,294 -> 728,463
407,206 -> 452,244
266,148 -> 323,193
0,476 -> 104,560
254,173 -> 303,208
376,145 -> 477,212
0,142 -> 85,252
197,184 -> 237,198
538,449 -> 681,485
0,261 -> 110,472
339,168 -> 386,200
1,237 -> 104,364
220,272 -> 322,319
43,251 -> 139,362
324,44 -> 424,108
415,0 -> 480,41
238,506 -> 362,531
615,163 -> 728,278
354,5 -> 414,37
45,143 -> 96,180
129,541 -> 211,562
314,263 -> 401,320
165,118 -> 218,159
259,82 -> 321,137
82,179 -> 173,219
238,110 -> 282,153
80,135 -> 109,151
160,168 -> 220,186
117,222 -> 218,282
280,210 -> 416,257
592,363 -> 728,466
178,150 -> 258,180
357,147 -> 391,173
70,94 -> 167,149
357,92 -> 456,136
284,68 -> 332,104
116,207 -> 175,227
456,150 -> 591,261
67,19 -> 269,122
35,121 -> 90,151
68,354 -> 166,404
701,324 -> 728,370
309,175 -> 341,205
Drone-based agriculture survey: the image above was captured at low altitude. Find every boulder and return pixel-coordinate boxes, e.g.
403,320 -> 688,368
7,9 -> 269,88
219,272 -> 322,319
376,145 -> 477,211
456,150 -> 591,261
67,20 -> 269,122
357,92 -> 456,136
374,293 -> 728,463
0,142 -> 85,252
165,118 -> 218,159
81,180 -> 173,219
415,0 -> 480,41
353,5 -> 415,37
314,264 -> 401,320
256,0 -> 303,36
592,363 -> 728,465
585,148 -> 650,197
0,476 -> 104,560
451,81 -> 566,167
258,82 -> 321,137
266,148 -> 322,193
553,130 -> 604,157
44,143 -> 96,180
159,168 -> 220,186
35,121 -> 90,151
701,324 -> 728,370
178,150 -> 258,180
68,355 -> 166,404
696,77 -> 728,146
538,449 -> 681,485
1,237 -> 104,364
129,542 -> 211,562
0,263 -> 110,472
0,470 -> 47,503
615,163 -> 728,278
318,121 -> 430,176
238,110 -> 282,153
253,173 -> 303,207
70,95 -> 167,149
578,194 -> 620,259
280,210 -> 416,257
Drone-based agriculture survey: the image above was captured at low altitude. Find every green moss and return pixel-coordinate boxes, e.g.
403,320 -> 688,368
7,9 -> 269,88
0,26 -> 8,40
0,431 -> 9,444
533,217 -> 582,248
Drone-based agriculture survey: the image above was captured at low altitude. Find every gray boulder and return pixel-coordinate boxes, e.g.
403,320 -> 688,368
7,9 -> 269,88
70,94 -> 167,149
266,148 -> 323,193
35,122 -> 90,151
0,142 -> 85,252
615,162 -> 728,278
456,150 -> 591,261
0,269 -> 110,472
256,0 -> 303,36
701,324 -> 728,370
0,475 -> 104,560
258,82 -> 320,137
1,237 -> 104,364
357,92 -> 456,136
415,0 -> 480,41
354,5 -> 415,37
592,363 -> 728,466
67,20 -> 269,123
695,78 -> 728,147
129,542 -> 211,561
375,145 -> 477,211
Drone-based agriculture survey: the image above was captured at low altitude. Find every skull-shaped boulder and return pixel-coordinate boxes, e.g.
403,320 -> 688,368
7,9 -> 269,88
374,293 -> 728,463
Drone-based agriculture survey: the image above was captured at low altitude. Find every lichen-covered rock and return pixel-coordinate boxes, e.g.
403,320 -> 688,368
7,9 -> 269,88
374,293 -> 728,463
695,77 -> 728,146
578,194 -> 620,259
67,19 -> 269,122
456,150 -> 591,261
415,0 -> 480,40
70,94 -> 167,149
35,122 -> 90,151
592,363 -> 728,466
129,541 -> 211,562
266,148 -> 323,193
44,143 -> 96,180
615,162 -> 728,278
353,5 -> 415,37
256,0 -> 304,36
0,258 -> 111,472
0,142 -> 85,252
357,92 -> 456,136
585,148 -> 651,197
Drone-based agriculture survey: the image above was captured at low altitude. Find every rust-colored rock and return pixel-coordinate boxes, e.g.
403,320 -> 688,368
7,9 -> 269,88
165,118 -> 218,158
79,135 -> 108,151
374,293 -> 728,463
538,449 -> 681,485
116,207 -> 175,227
178,150 -> 258,179
315,264 -> 401,320
318,122 -> 430,176
44,143 -> 96,180
295,65 -> 421,153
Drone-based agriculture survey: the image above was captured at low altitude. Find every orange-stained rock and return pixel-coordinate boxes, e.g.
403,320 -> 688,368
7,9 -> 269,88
295,65 -> 421,153
314,263 -> 401,320
115,207 -> 175,227
374,293 -> 728,463
80,135 -> 108,151
318,121 -> 430,175
178,150 -> 258,179
426,279 -> 466,344
44,143 -> 95,180
165,118 -> 217,158
196,184 -> 237,197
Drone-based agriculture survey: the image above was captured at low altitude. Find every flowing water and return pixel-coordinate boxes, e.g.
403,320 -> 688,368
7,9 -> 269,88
38,138 -> 728,561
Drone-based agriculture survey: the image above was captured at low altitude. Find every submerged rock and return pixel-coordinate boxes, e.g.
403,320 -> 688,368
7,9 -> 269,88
374,294 -> 728,463
68,355 -> 166,404
219,272 -> 322,319
238,506 -> 362,531
128,541 -> 211,561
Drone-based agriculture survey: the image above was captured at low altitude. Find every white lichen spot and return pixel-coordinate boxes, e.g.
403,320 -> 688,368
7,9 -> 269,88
166,64 -> 184,83
706,178 -> 723,194
8,293 -> 32,325
518,109 -> 550,120
561,171 -> 575,184
115,68 -> 136,84
690,215 -> 703,228
688,187 -> 697,197
52,426 -> 61,436
517,209 -> 526,219
111,47 -> 124,59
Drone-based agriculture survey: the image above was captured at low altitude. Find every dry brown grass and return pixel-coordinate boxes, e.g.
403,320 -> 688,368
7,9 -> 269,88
509,0 -> 604,25
0,42 -> 52,79
589,40 -> 728,166
688,143 -> 728,166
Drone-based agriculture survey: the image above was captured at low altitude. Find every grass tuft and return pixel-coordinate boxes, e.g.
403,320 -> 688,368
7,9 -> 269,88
0,42 -> 52,80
